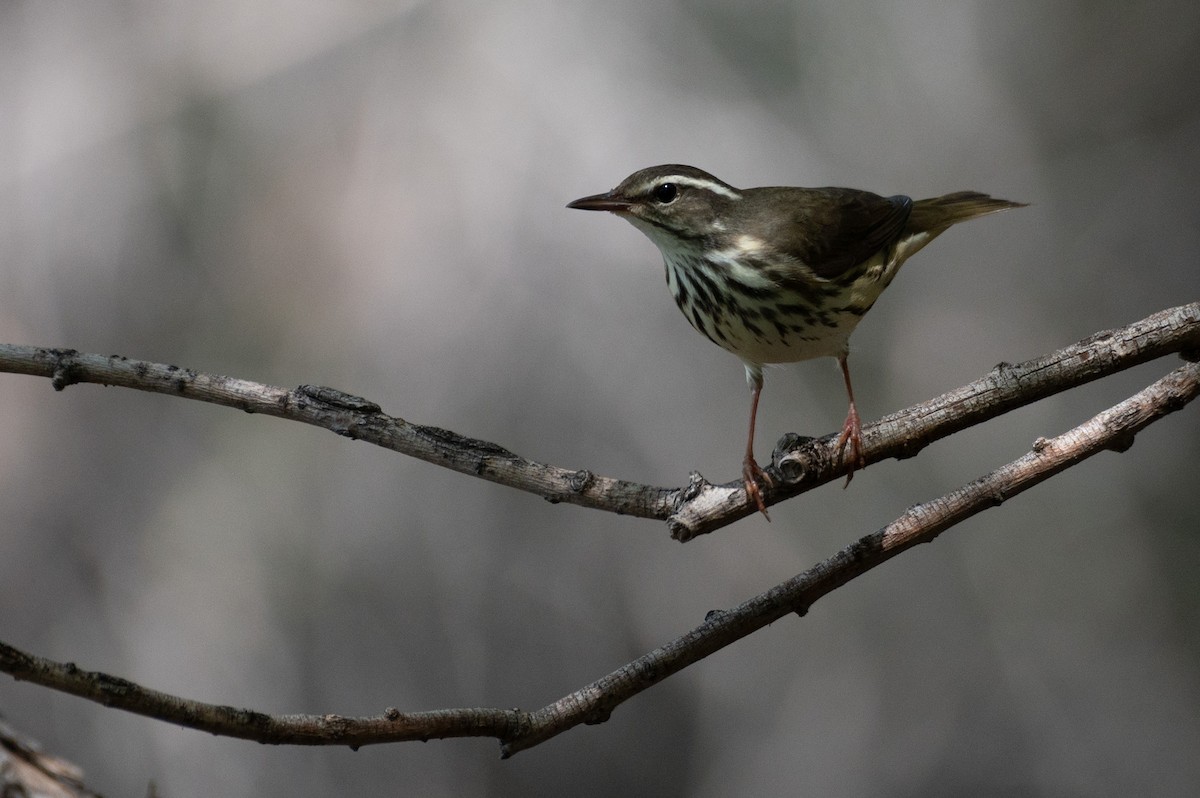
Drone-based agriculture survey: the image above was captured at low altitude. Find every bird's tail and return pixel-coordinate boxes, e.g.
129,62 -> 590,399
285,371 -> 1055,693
909,191 -> 1027,234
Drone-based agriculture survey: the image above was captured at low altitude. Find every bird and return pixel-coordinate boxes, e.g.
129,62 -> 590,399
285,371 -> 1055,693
567,164 -> 1025,516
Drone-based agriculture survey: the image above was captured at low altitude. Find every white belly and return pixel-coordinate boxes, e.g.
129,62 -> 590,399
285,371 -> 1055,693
663,244 -> 905,367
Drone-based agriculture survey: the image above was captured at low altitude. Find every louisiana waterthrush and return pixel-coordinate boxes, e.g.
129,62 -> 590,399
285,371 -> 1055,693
568,164 -> 1025,516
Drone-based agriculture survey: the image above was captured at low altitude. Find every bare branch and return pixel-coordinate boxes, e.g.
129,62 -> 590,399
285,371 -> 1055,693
0,640 -> 525,746
0,348 -> 675,520
3,358 -> 1197,755
0,303 -> 1197,539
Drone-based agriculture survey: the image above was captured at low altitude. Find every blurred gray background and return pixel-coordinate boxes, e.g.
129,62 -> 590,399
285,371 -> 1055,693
2,1 -> 1198,795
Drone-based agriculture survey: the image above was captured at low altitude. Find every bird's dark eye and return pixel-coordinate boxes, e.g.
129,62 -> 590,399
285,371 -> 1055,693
653,183 -> 678,204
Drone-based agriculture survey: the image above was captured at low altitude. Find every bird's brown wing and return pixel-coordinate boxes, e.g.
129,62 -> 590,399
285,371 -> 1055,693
751,187 -> 913,280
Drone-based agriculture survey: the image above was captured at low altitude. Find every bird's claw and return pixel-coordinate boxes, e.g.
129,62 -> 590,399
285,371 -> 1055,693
834,405 -> 865,488
743,458 -> 773,519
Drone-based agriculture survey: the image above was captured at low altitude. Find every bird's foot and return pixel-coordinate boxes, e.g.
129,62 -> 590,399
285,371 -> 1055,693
834,404 -> 865,488
743,457 -> 773,519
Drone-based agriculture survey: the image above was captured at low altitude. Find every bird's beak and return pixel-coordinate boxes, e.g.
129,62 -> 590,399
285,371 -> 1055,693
567,191 -> 633,212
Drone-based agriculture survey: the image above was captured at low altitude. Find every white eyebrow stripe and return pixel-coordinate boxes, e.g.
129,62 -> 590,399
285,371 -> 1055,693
640,175 -> 742,200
